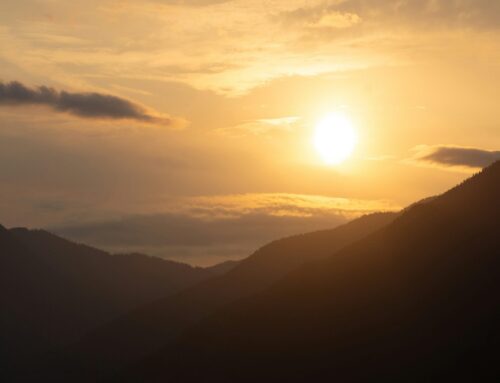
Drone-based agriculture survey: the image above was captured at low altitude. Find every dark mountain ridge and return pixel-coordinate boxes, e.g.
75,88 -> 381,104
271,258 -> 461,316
123,162 -> 500,382
0,227 -> 214,375
42,212 -> 397,381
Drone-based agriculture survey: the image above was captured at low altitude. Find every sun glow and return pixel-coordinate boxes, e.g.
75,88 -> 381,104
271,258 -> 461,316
313,112 -> 357,165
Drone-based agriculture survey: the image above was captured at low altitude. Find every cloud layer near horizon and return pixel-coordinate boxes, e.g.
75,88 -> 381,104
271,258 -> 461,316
411,145 -> 500,170
0,81 -> 177,125
51,193 -> 398,266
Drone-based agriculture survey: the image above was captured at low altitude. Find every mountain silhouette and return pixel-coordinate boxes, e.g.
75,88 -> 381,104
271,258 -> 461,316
39,212 -> 396,381
0,227 -> 214,376
8,161 -> 498,382
204,259 -> 240,275
118,161 -> 500,382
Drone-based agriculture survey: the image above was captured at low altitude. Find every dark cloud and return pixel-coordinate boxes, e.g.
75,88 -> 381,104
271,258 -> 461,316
0,81 -> 176,125
412,145 -> 500,169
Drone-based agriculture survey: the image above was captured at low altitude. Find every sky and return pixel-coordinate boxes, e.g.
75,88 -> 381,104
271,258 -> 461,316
1,0 -> 499,265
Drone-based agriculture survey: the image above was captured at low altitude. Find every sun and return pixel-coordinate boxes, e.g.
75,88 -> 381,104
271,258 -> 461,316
313,112 -> 357,165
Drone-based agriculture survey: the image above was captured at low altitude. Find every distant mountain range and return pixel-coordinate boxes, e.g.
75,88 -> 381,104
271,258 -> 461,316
44,211 -> 396,382
0,227 -> 222,375
3,161 -> 499,382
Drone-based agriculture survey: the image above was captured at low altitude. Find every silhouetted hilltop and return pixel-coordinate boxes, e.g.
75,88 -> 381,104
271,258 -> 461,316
123,161 -> 500,382
44,212 -> 397,381
0,227 -> 214,375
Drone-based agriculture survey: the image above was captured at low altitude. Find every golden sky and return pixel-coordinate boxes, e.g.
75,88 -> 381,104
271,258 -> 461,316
1,0 -> 499,264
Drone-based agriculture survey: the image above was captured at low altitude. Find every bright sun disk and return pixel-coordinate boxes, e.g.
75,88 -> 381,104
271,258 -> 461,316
313,112 -> 357,165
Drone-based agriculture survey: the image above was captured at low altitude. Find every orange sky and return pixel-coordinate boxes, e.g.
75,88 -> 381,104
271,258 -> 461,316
0,0 -> 499,265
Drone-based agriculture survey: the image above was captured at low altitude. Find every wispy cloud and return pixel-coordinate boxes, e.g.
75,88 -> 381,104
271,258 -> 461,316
152,0 -> 232,6
2,0 -> 499,95
219,116 -> 301,136
409,145 -> 500,171
280,6 -> 362,30
179,193 -> 398,219
0,81 -> 182,126
281,1 -> 500,30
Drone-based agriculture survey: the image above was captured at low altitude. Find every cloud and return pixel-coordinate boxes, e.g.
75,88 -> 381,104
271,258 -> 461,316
372,0 -> 500,28
3,1 -> 498,96
56,212 -> 344,267
314,11 -> 361,29
281,0 -> 500,30
0,81 -> 180,126
219,116 -> 301,136
410,145 -> 500,170
280,6 -> 362,30
51,193 -> 399,266
181,193 -> 398,218
152,0 -> 232,6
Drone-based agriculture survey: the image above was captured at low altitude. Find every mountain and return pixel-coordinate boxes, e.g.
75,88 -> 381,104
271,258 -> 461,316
0,227 -> 213,375
44,212 -> 397,381
204,259 -> 240,275
1,225 -> 71,368
124,162 -> 500,382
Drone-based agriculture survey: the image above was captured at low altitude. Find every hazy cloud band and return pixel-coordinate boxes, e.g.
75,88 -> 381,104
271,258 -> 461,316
51,193 -> 399,265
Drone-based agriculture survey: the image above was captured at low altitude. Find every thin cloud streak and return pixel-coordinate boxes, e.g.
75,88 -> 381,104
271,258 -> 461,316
218,116 -> 301,136
0,81 -> 180,126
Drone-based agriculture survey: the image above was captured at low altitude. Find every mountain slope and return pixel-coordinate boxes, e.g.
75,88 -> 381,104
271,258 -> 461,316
0,225 -> 73,367
9,228 -> 212,311
128,162 -> 500,382
48,212 -> 397,381
0,227 -> 212,375
204,259 -> 240,275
